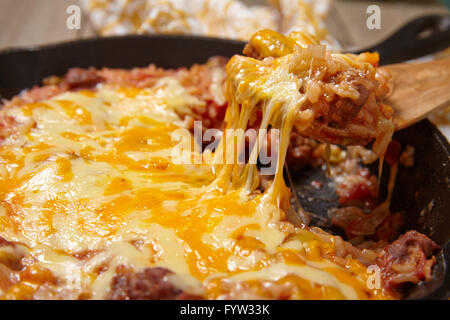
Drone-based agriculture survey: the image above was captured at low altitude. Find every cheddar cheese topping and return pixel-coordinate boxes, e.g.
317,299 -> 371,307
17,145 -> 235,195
0,76 -> 391,299
0,30 -> 397,299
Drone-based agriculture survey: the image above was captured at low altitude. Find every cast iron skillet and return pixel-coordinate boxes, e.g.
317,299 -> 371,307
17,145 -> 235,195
0,34 -> 448,300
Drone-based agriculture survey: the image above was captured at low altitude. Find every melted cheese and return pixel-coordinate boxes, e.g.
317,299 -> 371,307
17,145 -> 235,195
212,51 -> 307,205
212,30 -> 394,206
0,74 -> 390,299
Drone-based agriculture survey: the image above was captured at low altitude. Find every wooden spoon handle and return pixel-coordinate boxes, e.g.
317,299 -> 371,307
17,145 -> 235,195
381,58 -> 450,130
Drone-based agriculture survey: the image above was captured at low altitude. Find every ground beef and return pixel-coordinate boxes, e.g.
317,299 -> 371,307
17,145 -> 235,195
0,236 -> 28,271
375,230 -> 439,296
0,115 -> 14,141
0,236 -> 30,296
322,71 -> 371,127
62,68 -> 105,90
107,266 -> 202,300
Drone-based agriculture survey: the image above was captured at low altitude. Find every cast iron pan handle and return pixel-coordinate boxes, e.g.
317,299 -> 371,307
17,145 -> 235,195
352,15 -> 450,65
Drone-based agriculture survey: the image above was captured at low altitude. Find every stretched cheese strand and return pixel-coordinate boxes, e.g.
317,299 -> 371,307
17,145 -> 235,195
212,30 -> 394,208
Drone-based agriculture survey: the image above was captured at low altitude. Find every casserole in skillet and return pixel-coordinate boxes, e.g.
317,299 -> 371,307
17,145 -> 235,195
0,32 -> 448,300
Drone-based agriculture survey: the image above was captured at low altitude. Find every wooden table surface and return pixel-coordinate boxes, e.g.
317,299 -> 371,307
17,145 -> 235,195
0,0 -> 448,50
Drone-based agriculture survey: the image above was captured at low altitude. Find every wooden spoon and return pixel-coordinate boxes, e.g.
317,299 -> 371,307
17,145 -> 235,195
381,58 -> 450,130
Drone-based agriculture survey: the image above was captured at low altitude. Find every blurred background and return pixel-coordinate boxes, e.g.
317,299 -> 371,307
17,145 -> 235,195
0,0 -> 448,50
